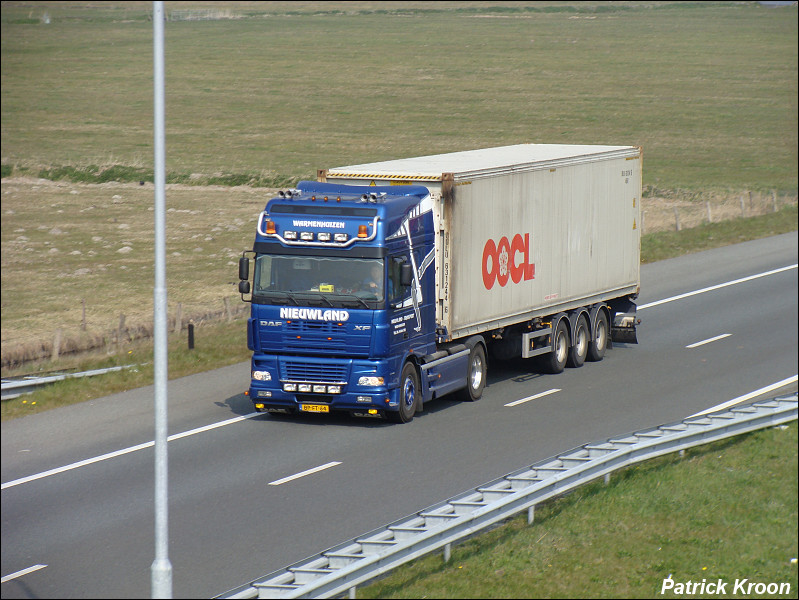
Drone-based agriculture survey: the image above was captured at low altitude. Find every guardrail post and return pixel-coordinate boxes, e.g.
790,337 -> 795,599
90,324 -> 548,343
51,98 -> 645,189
527,505 -> 535,525
443,543 -> 451,563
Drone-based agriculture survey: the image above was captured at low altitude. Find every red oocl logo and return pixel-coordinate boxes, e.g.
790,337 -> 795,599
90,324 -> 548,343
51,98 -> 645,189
482,233 -> 536,290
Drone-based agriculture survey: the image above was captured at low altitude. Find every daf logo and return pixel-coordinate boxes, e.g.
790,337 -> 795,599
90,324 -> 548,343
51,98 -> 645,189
260,320 -> 283,327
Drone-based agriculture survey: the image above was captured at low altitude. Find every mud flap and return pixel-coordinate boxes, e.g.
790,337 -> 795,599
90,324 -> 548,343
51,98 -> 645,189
609,297 -> 639,344
611,314 -> 639,344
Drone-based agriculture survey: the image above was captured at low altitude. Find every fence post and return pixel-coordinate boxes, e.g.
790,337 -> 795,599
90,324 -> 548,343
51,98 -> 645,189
705,201 -> 712,224
52,328 -> 62,361
224,297 -> 232,322
772,190 -> 778,212
81,298 -> 87,331
740,196 -> 746,218
673,208 -> 681,231
188,322 -> 195,350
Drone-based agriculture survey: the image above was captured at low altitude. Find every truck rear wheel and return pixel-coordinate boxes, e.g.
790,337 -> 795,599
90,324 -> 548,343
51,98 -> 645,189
456,344 -> 487,401
567,315 -> 589,368
388,362 -> 419,423
545,318 -> 570,374
587,310 -> 608,362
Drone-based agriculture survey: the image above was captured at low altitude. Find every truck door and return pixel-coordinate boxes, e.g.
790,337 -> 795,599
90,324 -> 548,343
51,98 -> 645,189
387,252 -> 433,352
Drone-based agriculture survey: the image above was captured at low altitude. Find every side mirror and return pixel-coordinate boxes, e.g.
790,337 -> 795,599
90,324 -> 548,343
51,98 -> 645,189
238,280 -> 251,294
238,256 -> 250,281
400,263 -> 413,287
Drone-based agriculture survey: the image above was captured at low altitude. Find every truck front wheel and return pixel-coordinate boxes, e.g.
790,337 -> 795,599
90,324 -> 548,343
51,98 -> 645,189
389,362 -> 419,423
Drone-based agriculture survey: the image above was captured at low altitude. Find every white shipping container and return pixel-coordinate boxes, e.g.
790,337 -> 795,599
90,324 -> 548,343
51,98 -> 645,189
322,144 -> 641,339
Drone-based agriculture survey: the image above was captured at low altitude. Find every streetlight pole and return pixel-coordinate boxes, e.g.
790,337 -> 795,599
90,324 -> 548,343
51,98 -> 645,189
151,2 -> 172,598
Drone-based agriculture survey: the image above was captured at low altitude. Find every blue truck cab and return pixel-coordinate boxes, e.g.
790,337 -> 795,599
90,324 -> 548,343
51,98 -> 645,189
237,180 -> 478,423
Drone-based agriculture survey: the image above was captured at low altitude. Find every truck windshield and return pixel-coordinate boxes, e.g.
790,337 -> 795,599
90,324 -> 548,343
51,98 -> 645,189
253,254 -> 385,308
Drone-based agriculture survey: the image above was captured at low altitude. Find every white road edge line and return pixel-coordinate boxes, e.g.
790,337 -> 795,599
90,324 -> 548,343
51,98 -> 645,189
638,264 -> 797,310
268,462 -> 342,486
689,375 -> 799,418
1,412 -> 261,490
1,564 -> 47,583
505,388 -> 561,407
686,333 -> 732,349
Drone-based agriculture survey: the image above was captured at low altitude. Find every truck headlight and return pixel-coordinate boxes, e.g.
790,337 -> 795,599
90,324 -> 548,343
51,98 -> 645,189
252,370 -> 272,381
358,376 -> 384,386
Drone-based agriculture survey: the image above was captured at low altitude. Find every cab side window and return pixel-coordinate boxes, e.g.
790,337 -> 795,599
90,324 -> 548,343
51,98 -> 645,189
388,256 -> 408,305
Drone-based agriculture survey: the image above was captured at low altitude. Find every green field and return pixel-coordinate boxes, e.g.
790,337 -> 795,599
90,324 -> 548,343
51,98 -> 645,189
1,1 -> 797,367
1,1 -> 797,193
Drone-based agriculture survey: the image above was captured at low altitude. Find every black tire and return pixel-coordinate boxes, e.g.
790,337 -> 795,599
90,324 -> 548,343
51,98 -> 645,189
587,310 -> 609,362
545,318 -> 570,374
456,344 -> 487,401
567,315 -> 589,368
388,362 -> 419,423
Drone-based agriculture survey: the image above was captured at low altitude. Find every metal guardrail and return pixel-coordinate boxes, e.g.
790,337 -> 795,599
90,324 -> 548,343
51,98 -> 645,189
1,365 -> 138,401
217,393 -> 798,600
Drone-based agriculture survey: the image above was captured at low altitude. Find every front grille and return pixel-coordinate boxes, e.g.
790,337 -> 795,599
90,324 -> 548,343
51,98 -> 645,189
283,320 -> 349,352
285,321 -> 339,334
283,360 -> 349,383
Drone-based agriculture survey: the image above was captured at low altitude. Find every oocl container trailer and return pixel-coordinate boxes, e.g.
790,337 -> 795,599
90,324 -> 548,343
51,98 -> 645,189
238,144 -> 641,422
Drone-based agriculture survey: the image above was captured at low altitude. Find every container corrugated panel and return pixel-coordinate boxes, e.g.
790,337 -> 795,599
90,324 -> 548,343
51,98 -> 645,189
324,144 -> 642,337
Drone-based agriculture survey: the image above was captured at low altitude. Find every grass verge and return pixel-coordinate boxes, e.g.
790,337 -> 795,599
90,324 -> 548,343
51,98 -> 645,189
357,422 -> 798,599
1,206 -> 796,420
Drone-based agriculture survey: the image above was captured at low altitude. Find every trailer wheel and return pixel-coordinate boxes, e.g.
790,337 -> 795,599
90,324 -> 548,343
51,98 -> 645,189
545,318 -> 570,374
389,362 -> 419,423
587,310 -> 608,362
567,315 -> 589,368
457,344 -> 487,401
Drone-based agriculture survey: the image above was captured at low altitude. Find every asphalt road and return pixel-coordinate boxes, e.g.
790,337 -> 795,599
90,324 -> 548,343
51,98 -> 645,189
2,233 -> 797,599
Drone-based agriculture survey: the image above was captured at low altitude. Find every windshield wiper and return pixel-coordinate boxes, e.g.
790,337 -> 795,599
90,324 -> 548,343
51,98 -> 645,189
254,291 -> 299,305
329,294 -> 371,308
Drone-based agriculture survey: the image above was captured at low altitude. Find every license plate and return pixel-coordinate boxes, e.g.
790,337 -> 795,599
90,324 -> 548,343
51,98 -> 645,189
300,404 -> 329,413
